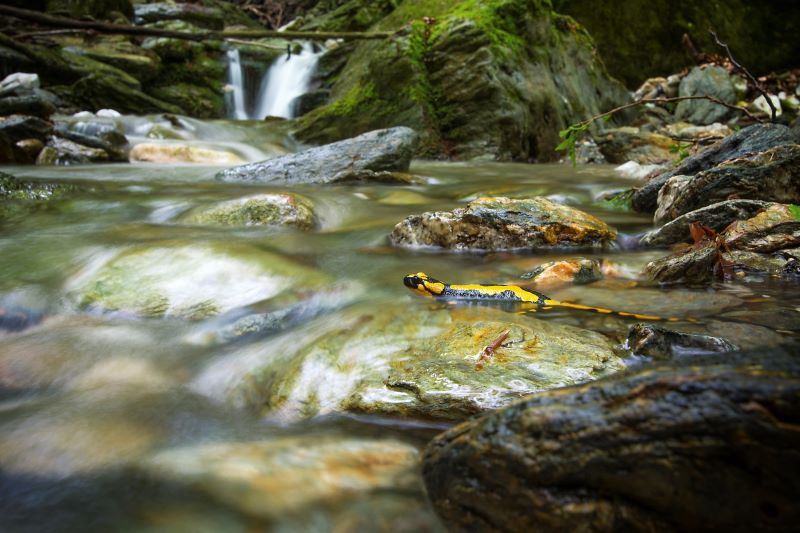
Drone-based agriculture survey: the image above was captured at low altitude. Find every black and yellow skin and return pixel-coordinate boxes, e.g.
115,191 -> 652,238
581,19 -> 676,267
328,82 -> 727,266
403,272 -> 677,322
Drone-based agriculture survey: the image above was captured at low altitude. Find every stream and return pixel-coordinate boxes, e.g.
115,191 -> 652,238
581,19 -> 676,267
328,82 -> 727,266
1,117 -> 798,531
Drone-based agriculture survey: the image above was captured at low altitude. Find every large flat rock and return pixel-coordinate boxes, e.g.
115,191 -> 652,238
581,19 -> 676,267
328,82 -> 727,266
216,127 -> 418,184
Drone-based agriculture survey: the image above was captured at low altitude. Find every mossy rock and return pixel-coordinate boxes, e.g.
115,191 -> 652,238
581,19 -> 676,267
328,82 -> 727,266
152,53 -> 225,92
71,74 -> 182,114
179,193 -> 317,230
294,0 -> 629,161
72,242 -> 331,319
300,0 -> 400,32
0,171 -> 79,220
148,83 -> 223,119
194,302 -> 623,421
46,0 -> 133,20
61,42 -> 161,83
140,21 -> 208,61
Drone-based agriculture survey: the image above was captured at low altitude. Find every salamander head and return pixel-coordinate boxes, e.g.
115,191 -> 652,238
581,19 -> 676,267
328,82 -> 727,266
403,272 -> 445,297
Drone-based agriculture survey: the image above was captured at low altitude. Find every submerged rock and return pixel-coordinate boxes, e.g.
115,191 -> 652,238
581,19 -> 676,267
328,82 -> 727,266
72,243 -> 329,319
139,435 -> 439,531
640,199 -> 771,247
627,323 -> 737,358
389,196 -> 616,251
193,303 -> 623,421
179,193 -> 316,230
654,144 -> 800,224
129,142 -> 243,164
0,171 -> 77,219
632,123 -> 800,213
216,127 -> 418,184
423,349 -> 800,531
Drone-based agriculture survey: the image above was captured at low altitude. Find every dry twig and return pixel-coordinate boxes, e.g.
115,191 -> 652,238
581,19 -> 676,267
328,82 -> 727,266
475,329 -> 510,370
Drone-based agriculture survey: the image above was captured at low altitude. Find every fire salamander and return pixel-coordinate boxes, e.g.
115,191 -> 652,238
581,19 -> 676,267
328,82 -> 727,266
403,272 -> 681,322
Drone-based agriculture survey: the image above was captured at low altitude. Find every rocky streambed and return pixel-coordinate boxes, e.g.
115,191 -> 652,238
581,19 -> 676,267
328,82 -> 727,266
2,116 -> 799,530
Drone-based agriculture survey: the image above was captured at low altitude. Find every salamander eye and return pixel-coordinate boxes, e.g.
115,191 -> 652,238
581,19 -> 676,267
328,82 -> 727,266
403,275 -> 422,289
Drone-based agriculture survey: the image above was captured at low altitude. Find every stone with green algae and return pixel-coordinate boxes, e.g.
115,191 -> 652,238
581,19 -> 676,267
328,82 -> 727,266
72,242 -> 330,319
179,193 -> 317,230
192,302 -> 623,421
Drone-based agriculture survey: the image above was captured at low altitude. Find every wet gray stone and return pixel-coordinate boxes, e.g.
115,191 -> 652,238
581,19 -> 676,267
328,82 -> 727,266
627,323 -> 737,358
674,65 -> 736,125
640,199 -> 771,247
423,349 -> 800,532
216,127 -> 418,184
632,123 -> 800,213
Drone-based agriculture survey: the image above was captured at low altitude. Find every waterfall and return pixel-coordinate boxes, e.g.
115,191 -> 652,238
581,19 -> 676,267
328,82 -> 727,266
225,48 -> 248,120
254,42 -> 321,120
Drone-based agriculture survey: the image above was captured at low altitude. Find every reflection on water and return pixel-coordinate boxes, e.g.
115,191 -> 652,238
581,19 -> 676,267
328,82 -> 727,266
1,137 -> 798,530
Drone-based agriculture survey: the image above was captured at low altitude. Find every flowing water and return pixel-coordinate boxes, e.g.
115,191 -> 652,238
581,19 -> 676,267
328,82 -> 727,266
1,119 -> 798,531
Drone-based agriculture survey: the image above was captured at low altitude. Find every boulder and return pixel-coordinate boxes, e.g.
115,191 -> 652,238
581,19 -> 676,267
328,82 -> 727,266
71,242 -> 330,319
723,203 -> 800,253
674,65 -> 737,125
61,43 -> 161,84
178,193 -> 317,230
216,127 -> 417,184
71,75 -> 182,115
0,73 -> 40,97
644,204 -> 800,282
631,123 -> 800,213
53,122 -> 129,162
389,196 -> 616,251
654,144 -> 800,224
293,0 -> 629,160
0,95 -> 56,119
44,135 -> 109,164
640,199 -> 771,247
627,323 -> 737,358
192,303 -> 623,421
129,143 -> 242,164
147,83 -> 224,119
423,348 -> 800,531
0,115 -> 53,142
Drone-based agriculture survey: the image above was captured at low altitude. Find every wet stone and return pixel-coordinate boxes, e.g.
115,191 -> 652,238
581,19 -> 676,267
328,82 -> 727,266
216,127 -> 418,184
138,437 -> 426,521
655,144 -> 800,224
178,193 -> 317,230
626,323 -> 737,359
389,196 -> 617,252
520,258 -> 604,289
129,142 -> 243,164
640,199 -> 771,247
632,123 -> 800,213
422,349 -> 800,532
192,303 -> 623,422
71,242 -> 330,319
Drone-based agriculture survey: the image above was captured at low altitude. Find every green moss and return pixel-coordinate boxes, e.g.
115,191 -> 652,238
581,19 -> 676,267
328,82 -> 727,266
148,83 -> 223,118
788,204 -> 800,221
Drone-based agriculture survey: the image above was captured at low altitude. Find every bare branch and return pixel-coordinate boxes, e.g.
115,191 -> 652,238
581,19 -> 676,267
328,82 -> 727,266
576,95 -> 762,130
709,29 -> 776,122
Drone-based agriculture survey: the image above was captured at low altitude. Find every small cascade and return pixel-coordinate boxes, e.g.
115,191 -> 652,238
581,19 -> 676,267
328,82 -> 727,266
254,42 -> 322,120
225,48 -> 248,120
